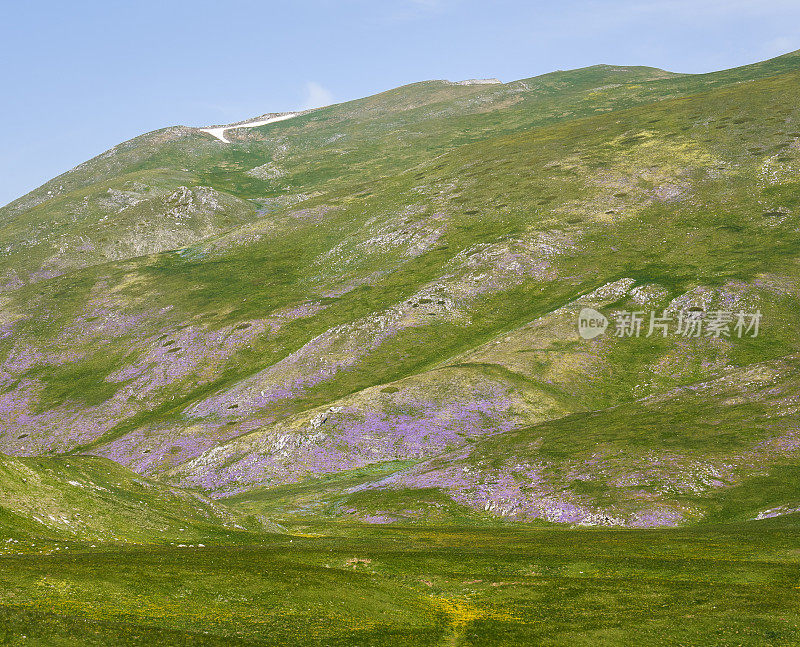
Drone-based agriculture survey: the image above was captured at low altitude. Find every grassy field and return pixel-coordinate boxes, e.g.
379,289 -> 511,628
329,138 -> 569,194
1,520 -> 799,646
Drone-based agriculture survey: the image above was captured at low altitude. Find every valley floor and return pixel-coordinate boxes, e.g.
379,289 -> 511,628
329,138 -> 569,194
1,520 -> 799,646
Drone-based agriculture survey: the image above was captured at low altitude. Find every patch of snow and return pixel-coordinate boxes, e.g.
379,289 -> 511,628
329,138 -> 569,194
199,113 -> 300,143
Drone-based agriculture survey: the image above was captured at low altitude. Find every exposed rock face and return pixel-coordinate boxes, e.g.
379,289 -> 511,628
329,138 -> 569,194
451,78 -> 503,85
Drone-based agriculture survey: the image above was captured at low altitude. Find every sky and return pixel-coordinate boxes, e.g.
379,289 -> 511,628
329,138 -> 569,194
1,0 -> 799,207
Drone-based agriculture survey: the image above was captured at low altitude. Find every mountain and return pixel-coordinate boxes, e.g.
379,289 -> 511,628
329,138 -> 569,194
1,49 -> 800,531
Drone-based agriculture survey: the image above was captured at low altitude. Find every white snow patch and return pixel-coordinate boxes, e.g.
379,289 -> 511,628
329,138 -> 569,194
199,113 -> 300,143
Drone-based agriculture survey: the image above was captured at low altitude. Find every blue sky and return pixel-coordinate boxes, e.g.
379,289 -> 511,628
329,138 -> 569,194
1,0 -> 799,207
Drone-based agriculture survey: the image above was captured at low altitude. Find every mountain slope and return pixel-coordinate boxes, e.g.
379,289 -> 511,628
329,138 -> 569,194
0,51 -> 799,528
0,453 -> 279,543
3,50 -> 799,287
277,357 -> 800,527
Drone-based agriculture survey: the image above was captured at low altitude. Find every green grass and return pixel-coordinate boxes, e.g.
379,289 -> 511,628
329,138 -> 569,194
0,454 -> 279,543
1,521 -> 799,645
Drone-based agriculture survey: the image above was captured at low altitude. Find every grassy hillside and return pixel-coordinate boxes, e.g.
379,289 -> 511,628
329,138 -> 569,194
2,49 -> 799,285
267,357 -> 800,527
0,50 -> 799,528
0,453 -> 280,545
